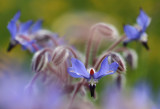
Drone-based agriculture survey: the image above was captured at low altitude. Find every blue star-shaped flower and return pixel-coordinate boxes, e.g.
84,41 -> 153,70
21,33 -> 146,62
7,11 -> 41,52
123,9 -> 151,50
68,56 -> 119,97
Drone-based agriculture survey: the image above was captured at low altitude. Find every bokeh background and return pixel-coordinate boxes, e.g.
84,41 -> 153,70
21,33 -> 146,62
0,0 -> 160,105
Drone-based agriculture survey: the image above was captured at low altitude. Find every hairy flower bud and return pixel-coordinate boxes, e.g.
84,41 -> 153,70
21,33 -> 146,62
108,52 -> 126,73
51,46 -> 69,66
31,48 -> 50,72
30,29 -> 59,47
123,49 -> 138,69
91,23 -> 119,41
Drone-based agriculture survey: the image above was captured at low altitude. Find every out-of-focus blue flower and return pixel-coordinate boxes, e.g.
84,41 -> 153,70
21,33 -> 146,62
7,11 -> 68,53
102,83 -> 156,109
7,11 -> 43,52
123,9 -> 151,50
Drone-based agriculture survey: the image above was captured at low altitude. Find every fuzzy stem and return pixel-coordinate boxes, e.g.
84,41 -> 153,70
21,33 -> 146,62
94,36 -> 126,70
92,37 -> 102,66
116,73 -> 122,90
20,35 -> 39,51
68,79 -> 85,109
65,46 -> 78,58
47,63 -> 66,83
46,35 -> 59,46
25,71 -> 41,93
107,35 -> 126,51
94,51 -> 111,71
114,47 -> 128,52
85,27 -> 96,68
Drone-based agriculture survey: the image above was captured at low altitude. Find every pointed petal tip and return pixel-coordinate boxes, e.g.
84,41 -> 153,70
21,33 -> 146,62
142,42 -> 150,50
7,42 -> 16,52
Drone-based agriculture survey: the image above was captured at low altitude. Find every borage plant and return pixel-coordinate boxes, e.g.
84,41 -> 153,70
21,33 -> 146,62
6,8 -> 151,109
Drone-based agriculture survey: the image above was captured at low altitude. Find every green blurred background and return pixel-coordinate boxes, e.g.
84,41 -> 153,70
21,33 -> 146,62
0,0 -> 160,99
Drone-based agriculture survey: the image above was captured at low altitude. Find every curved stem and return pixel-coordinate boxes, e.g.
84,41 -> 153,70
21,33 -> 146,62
107,35 -> 126,51
20,35 -> 39,51
46,35 -> 59,46
94,35 -> 126,70
47,63 -> 66,83
25,71 -> 41,93
92,37 -> 102,66
94,51 -> 111,71
114,47 -> 128,52
65,46 -> 78,58
68,79 -> 85,109
85,27 -> 96,68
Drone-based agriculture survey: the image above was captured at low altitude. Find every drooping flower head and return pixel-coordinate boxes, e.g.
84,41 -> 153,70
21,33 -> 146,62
7,11 -> 41,52
123,9 -> 151,50
68,56 -> 119,97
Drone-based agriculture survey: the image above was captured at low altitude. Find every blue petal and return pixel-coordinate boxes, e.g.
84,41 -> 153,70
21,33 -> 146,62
19,20 -> 33,34
94,56 -> 119,79
13,11 -> 21,21
21,40 -> 37,52
67,67 -> 83,78
31,19 -> 43,33
7,20 -> 17,39
136,9 -> 151,32
68,58 -> 90,79
7,11 -> 21,39
124,25 -> 140,40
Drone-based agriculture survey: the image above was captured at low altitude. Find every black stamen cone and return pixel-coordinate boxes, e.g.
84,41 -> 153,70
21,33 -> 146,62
142,42 -> 149,50
89,84 -> 96,98
7,42 -> 16,52
123,42 -> 128,47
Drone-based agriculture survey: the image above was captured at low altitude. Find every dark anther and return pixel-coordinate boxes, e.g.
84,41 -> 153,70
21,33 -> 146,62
89,84 -> 96,98
7,42 -> 16,52
142,42 -> 149,50
123,42 -> 128,47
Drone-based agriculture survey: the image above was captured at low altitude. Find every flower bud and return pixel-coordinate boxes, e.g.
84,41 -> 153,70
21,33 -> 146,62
108,52 -> 126,73
123,49 -> 138,69
30,29 -> 58,47
51,46 -> 69,66
31,48 -> 50,72
91,23 -> 119,41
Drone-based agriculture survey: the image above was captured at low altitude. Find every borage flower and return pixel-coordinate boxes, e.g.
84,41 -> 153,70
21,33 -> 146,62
7,11 -> 41,52
68,56 -> 119,97
123,9 -> 151,50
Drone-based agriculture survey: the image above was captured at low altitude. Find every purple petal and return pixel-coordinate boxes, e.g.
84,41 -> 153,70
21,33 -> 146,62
7,11 -> 21,39
21,40 -> 37,52
7,20 -> 17,39
31,19 -> 43,33
124,25 -> 140,40
19,20 -> 33,34
136,9 -> 151,32
67,67 -> 83,78
94,57 -> 118,79
13,11 -> 21,21
68,58 -> 90,79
